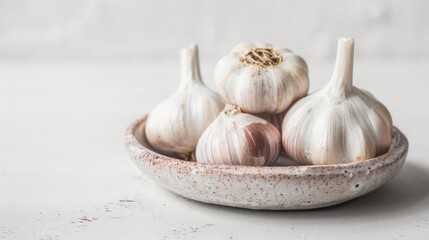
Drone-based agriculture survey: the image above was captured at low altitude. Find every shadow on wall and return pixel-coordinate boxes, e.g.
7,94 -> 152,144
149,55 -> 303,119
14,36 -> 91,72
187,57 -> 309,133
170,160 -> 429,219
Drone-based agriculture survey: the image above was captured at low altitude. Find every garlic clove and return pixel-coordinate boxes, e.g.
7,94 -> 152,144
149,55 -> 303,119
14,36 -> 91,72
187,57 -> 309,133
282,37 -> 393,165
145,45 -> 224,160
196,104 -> 281,166
215,43 -> 309,114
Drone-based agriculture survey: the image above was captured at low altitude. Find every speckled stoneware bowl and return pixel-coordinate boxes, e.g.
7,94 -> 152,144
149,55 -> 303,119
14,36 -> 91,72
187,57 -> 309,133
126,117 -> 408,210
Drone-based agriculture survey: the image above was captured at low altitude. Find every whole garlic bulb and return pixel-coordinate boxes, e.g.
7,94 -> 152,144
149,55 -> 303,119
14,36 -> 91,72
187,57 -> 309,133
196,104 -> 281,166
282,37 -> 393,165
145,45 -> 224,160
215,43 -> 309,114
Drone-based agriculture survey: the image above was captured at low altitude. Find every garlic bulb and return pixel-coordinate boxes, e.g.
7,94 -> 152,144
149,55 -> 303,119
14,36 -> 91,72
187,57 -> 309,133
145,45 -> 224,160
196,104 -> 281,166
215,43 -> 309,114
282,37 -> 393,165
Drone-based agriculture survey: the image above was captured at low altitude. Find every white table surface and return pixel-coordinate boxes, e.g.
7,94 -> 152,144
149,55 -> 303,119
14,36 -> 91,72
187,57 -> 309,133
1,60 -> 428,239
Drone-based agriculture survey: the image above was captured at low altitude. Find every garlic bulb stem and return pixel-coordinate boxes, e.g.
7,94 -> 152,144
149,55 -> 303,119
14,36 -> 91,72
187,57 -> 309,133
328,37 -> 354,101
242,48 -> 283,68
222,104 -> 241,115
179,45 -> 203,91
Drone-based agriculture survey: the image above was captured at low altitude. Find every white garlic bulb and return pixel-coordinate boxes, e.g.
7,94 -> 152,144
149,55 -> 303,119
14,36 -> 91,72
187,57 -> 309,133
145,45 -> 224,160
282,37 -> 393,165
196,104 -> 281,166
215,43 -> 309,114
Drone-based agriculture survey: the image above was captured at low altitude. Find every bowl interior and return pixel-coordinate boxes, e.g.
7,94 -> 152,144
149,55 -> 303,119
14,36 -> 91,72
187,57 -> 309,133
132,116 -> 401,169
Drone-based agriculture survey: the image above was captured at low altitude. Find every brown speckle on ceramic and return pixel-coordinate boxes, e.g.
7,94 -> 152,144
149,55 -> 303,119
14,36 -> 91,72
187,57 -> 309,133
125,117 -> 408,210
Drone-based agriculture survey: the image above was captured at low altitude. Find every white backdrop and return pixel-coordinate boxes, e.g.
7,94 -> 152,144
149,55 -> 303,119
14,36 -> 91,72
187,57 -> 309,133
1,0 -> 429,62
2,1 -> 429,239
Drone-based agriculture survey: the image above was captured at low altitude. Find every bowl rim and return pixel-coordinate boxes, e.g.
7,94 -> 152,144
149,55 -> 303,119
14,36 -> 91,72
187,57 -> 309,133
126,116 -> 408,176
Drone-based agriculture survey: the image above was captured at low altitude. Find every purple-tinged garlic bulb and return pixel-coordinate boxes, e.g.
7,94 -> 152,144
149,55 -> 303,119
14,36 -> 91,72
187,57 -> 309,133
196,104 -> 281,166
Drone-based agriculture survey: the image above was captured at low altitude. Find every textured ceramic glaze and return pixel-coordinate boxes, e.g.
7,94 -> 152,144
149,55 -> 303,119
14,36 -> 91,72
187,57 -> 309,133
126,117 -> 408,210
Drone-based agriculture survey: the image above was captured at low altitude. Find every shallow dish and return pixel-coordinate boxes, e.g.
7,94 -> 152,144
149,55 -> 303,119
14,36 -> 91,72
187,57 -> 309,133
126,117 -> 408,210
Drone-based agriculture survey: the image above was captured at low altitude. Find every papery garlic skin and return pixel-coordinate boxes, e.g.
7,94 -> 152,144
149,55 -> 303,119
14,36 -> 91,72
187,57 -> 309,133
282,38 -> 393,165
196,105 -> 281,166
145,45 -> 224,159
215,43 -> 309,114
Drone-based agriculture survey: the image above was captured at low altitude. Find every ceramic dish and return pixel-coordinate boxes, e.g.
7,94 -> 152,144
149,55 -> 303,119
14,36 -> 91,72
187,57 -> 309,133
126,117 -> 408,210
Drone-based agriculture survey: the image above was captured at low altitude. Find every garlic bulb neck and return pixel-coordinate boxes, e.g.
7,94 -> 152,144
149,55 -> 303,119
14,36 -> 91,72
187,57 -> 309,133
241,48 -> 283,68
328,37 -> 354,101
179,44 -> 203,91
